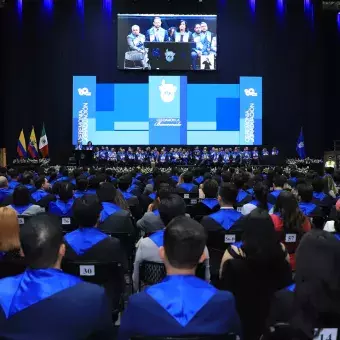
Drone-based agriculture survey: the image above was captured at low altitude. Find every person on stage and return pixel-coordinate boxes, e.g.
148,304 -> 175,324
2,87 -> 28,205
262,148 -> 269,157
252,147 -> 259,164
271,147 -> 279,156
211,147 -> 220,166
93,147 -> 100,161
167,27 -> 176,42
117,148 -> 126,164
231,147 -> 241,165
86,141 -> 93,151
127,147 -> 135,165
159,150 -> 167,166
174,20 -> 192,43
201,147 -> 210,165
242,147 -> 252,165
99,146 -> 107,163
172,148 -> 180,164
193,147 -> 201,164
107,148 -> 117,164
75,141 -> 83,150
146,16 -> 169,42
222,148 -> 231,164
191,23 -> 209,70
182,148 -> 189,165
136,148 -> 144,165
200,22 -> 213,50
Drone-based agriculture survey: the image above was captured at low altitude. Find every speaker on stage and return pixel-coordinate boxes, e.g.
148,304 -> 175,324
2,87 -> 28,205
74,150 -> 93,166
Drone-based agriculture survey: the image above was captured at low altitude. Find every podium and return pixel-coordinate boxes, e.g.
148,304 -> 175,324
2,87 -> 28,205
74,150 -> 93,166
145,42 -> 196,70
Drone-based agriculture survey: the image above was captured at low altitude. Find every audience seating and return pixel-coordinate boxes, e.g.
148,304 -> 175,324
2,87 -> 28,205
62,260 -> 125,318
17,215 -> 30,226
177,192 -> 199,215
59,216 -> 78,232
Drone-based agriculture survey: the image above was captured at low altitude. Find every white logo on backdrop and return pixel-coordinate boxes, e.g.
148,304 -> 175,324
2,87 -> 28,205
244,88 -> 258,97
159,79 -> 177,103
78,88 -> 92,96
165,49 -> 176,62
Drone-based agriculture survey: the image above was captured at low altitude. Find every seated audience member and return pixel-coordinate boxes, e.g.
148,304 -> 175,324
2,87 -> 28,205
118,175 -> 142,220
312,176 -> 334,210
0,207 -> 23,270
56,167 -> 70,182
0,215 -> 113,339
297,183 -> 323,218
0,176 -> 13,206
267,175 -> 287,205
270,191 -> 311,270
241,182 -> 272,215
7,169 -> 20,190
176,171 -> 198,193
31,176 -> 51,204
64,195 -> 126,266
191,179 -> 220,220
267,230 -> 340,340
48,182 -> 74,217
193,168 -> 205,186
201,183 -> 243,234
21,173 -> 36,194
86,176 -> 101,195
221,171 -> 232,184
324,199 -> 340,235
233,174 -> 252,208
70,168 -> 82,186
287,170 -> 299,188
219,210 -> 292,340
120,216 -> 240,340
136,183 -> 171,234
8,186 -> 45,216
96,183 -> 135,236
73,177 -> 89,198
133,195 -> 211,291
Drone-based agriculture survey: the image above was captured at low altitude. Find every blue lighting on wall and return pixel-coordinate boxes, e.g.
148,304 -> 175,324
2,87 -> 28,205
276,0 -> 285,16
304,0 -> 314,26
43,0 -> 54,12
17,0 -> 23,18
304,0 -> 311,11
103,0 -> 112,15
249,0 -> 256,14
77,0 -> 84,16
338,12 -> 340,31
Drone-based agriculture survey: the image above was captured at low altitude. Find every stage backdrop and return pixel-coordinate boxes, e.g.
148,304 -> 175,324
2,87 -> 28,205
0,0 -> 325,164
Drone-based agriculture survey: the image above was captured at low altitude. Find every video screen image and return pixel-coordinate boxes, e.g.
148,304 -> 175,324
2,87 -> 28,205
73,76 -> 262,146
117,14 -> 217,71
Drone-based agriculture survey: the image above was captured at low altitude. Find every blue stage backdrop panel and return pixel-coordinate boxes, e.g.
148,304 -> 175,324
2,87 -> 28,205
72,76 -> 263,145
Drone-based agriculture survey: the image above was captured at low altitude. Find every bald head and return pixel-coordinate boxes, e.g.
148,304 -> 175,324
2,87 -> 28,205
0,176 -> 8,189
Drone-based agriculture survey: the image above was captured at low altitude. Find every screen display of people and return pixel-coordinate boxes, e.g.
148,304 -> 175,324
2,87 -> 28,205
117,14 -> 217,71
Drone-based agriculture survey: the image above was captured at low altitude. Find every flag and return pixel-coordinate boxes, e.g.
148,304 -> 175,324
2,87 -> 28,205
28,127 -> 39,158
39,124 -> 49,158
17,129 -> 27,158
296,127 -> 306,159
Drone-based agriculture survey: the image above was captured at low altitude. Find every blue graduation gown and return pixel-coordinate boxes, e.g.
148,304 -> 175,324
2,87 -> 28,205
0,188 -> 13,203
118,275 -> 241,340
99,202 -> 122,223
48,198 -> 74,217
178,183 -> 196,192
208,209 -> 242,231
31,189 -> 49,203
0,268 -> 113,339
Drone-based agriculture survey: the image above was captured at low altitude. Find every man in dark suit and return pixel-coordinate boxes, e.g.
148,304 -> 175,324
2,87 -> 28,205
126,24 -> 148,69
176,171 -> 198,193
0,215 -> 113,340
120,216 -> 241,339
146,16 -> 169,42
191,179 -> 220,221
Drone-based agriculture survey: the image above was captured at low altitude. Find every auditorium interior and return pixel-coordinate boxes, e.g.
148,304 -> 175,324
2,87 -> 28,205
1,0 -> 340,339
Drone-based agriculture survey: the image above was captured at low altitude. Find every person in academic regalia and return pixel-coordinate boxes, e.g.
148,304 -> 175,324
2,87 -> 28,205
0,214 -> 114,340
73,177 -> 89,199
297,183 -> 323,226
48,182 -> 74,217
252,147 -> 259,165
31,176 -> 54,208
191,179 -> 220,221
96,182 -> 135,237
8,186 -> 45,217
64,195 -> 127,314
93,147 -> 100,161
177,171 -> 199,194
21,173 -> 37,194
7,169 -> 20,190
242,147 -> 252,166
99,146 -> 107,164
200,183 -> 244,278
86,141 -> 93,151
267,175 -> 287,206
262,147 -> 269,157
193,147 -> 201,165
75,141 -> 83,150
271,146 -> 279,156
241,182 -> 272,216
233,174 -> 253,209
266,230 -> 340,339
120,215 -> 241,340
0,176 -> 14,206
231,147 -> 241,165
127,147 -> 135,165
117,175 -> 142,221
312,176 -> 334,214
159,150 -> 168,166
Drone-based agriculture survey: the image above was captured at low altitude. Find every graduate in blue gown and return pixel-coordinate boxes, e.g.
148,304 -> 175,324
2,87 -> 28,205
119,216 -> 241,340
297,183 -> 323,221
8,169 -> 20,190
176,171 -> 199,193
0,215 -> 113,339
0,176 -> 13,205
48,182 -> 75,217
31,175 -> 51,204
267,175 -> 287,205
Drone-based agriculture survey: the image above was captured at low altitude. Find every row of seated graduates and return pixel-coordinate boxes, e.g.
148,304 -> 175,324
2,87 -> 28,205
0,164 -> 340,338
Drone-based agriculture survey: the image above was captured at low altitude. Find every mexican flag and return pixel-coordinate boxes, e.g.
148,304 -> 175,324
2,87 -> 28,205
39,124 -> 49,158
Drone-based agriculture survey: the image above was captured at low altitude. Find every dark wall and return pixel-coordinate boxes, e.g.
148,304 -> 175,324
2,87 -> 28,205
0,0 -> 326,163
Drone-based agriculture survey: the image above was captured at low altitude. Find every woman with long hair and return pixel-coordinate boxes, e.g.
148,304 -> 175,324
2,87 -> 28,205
0,207 -> 20,256
267,230 -> 340,340
219,210 -> 292,340
271,191 -> 311,270
241,182 -> 271,215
